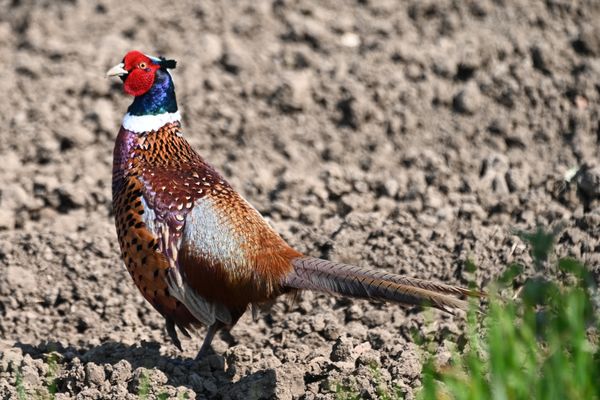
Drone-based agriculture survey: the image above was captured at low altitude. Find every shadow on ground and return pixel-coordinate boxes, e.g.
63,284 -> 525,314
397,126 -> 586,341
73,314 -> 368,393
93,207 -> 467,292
15,340 -> 279,399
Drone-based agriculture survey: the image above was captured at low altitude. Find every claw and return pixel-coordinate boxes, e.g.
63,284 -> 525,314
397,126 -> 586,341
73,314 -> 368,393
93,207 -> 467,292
178,323 -> 191,339
165,318 -> 183,351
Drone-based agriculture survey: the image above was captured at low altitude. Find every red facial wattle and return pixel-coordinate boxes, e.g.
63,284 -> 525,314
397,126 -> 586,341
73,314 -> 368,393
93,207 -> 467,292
124,68 -> 156,96
121,50 -> 160,97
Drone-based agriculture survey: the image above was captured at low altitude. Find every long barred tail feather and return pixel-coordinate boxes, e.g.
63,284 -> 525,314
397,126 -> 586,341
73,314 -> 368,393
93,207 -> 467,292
283,256 -> 483,313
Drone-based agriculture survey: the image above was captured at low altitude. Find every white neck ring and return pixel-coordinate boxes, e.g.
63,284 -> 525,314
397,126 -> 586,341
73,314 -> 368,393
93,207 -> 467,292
122,111 -> 181,133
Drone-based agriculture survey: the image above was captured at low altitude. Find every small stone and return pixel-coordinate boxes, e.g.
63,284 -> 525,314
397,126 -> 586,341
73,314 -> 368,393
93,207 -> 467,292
76,388 -> 102,399
479,153 -> 510,194
150,369 -> 168,386
383,178 -> 399,198
520,209 -> 535,224
340,32 -> 360,48
397,344 -> 421,380
336,95 -> 359,129
431,54 -> 455,78
576,165 -> 600,198
285,12 -> 332,50
271,71 -> 313,112
459,202 -> 487,220
0,208 -> 15,230
220,37 -> 253,75
424,187 -> 444,210
84,363 -> 105,387
275,363 -> 305,400
405,62 -> 424,81
345,304 -> 363,321
322,320 -> 341,340
355,349 -> 381,367
330,337 -> 353,362
310,314 -> 326,332
256,348 -> 282,370
307,356 -> 328,377
574,25 -> 600,56
506,169 -> 529,192
488,118 -> 509,135
530,44 -> 553,75
3,183 -> 38,211
21,363 -> 40,387
367,328 -> 394,350
575,95 -> 588,110
109,360 -> 131,384
361,309 -> 388,328
0,151 -> 20,174
345,321 -> 368,341
453,82 -> 481,115
69,124 -> 96,146
225,345 -> 253,379
199,33 -> 223,64
341,193 -> 366,213
52,185 -> 86,212
220,369 -> 277,399
4,266 -> 36,291
352,341 -> 372,358
0,345 -> 21,372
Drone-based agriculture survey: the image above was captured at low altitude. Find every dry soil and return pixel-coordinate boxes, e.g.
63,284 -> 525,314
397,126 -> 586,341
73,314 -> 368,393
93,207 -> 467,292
0,0 -> 599,399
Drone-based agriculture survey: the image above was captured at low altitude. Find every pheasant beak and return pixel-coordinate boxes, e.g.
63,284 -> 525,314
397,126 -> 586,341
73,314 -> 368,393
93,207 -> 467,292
106,63 -> 128,78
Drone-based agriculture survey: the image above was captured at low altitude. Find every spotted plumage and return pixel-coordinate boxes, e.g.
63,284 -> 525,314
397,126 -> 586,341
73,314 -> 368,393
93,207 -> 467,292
108,50 -> 482,359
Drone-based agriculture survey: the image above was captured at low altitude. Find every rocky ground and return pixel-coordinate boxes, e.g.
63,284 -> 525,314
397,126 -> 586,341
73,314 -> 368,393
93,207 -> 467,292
0,0 -> 599,399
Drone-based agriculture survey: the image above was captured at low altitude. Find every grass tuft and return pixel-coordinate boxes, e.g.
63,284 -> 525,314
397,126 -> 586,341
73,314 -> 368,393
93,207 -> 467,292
332,375 -> 361,400
45,352 -> 59,398
369,362 -> 404,400
14,364 -> 27,400
420,226 -> 600,400
137,370 -> 151,399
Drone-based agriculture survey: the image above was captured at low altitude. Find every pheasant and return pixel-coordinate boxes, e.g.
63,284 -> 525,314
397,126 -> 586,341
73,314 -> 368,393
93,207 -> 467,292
107,50 -> 481,359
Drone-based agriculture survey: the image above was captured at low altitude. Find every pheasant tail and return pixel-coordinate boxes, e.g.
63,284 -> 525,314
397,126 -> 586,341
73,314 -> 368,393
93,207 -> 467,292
283,256 -> 482,313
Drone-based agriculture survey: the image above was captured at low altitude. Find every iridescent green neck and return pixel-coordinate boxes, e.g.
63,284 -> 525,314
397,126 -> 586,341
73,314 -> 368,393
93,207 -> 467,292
127,69 -> 178,116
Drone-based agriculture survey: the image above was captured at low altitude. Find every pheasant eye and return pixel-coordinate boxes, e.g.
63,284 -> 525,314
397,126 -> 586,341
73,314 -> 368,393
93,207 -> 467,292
139,62 -> 147,69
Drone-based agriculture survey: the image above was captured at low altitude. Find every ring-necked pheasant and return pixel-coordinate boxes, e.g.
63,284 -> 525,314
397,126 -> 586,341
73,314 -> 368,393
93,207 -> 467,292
107,50 -> 481,359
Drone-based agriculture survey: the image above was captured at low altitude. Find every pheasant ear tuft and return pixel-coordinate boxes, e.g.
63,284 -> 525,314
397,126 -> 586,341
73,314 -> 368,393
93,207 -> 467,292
159,57 -> 177,69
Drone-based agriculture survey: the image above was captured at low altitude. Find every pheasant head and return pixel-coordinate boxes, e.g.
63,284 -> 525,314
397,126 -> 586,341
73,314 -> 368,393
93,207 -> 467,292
107,50 -> 179,132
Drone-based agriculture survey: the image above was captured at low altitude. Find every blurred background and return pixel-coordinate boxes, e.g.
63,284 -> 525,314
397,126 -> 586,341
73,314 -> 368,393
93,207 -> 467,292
0,1 -> 598,398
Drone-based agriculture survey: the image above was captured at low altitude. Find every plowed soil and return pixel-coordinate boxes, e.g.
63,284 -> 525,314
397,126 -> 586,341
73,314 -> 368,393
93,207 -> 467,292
0,0 -> 599,399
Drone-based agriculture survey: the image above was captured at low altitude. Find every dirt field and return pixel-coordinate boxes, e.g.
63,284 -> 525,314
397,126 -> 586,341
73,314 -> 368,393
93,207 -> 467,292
0,0 -> 599,399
